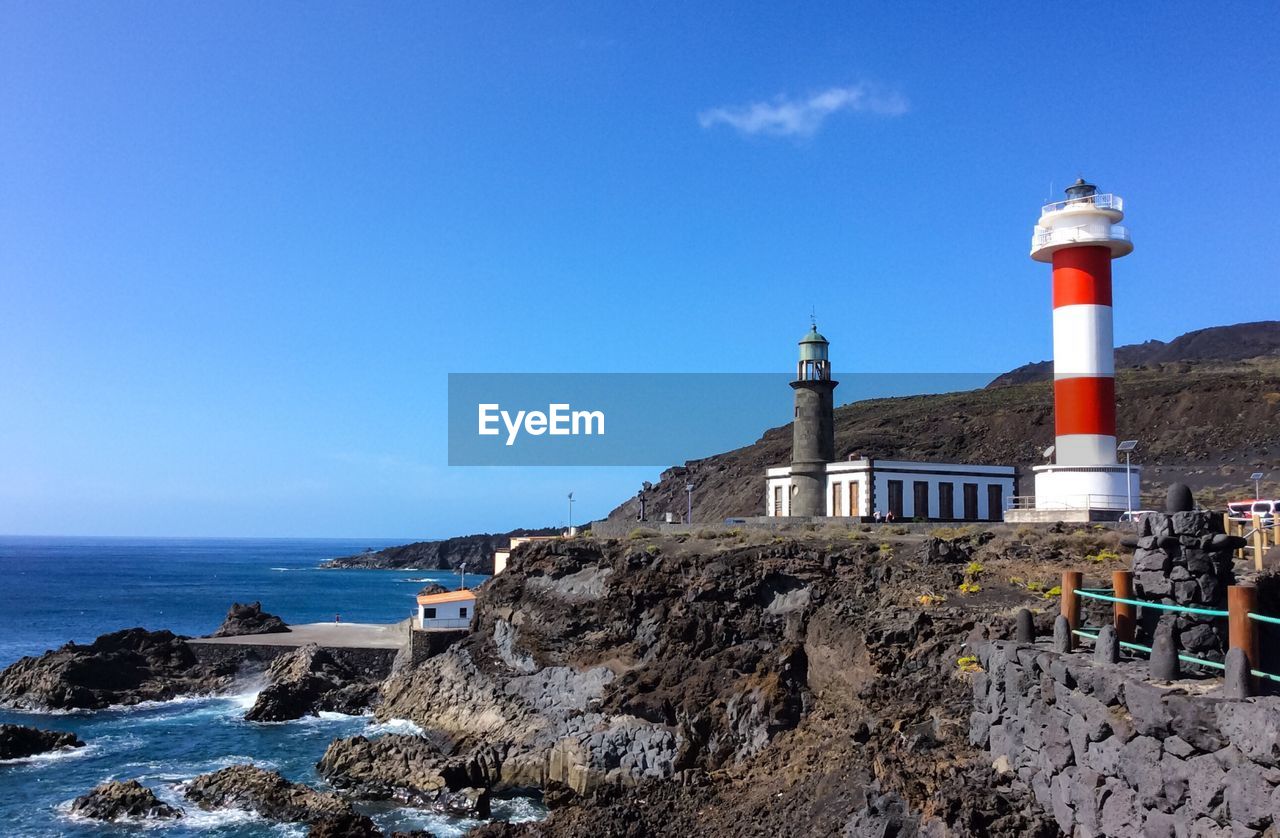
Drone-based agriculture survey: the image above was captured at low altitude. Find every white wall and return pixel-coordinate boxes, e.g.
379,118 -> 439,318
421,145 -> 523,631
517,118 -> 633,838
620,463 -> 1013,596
418,597 -> 475,629
871,470 -> 1016,521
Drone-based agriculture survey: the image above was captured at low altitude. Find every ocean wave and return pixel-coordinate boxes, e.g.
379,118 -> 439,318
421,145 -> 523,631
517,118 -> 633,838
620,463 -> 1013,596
0,740 -> 97,767
366,717 -> 423,736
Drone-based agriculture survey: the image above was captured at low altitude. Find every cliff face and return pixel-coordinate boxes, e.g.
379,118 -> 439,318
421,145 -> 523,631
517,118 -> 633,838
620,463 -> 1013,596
322,528 -> 560,573
373,529 -> 1108,836
604,357 -> 1280,526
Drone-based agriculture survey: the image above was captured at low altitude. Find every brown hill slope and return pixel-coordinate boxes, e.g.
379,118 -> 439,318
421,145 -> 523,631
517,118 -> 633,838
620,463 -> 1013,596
604,357 -> 1280,525
991,321 -> 1279,385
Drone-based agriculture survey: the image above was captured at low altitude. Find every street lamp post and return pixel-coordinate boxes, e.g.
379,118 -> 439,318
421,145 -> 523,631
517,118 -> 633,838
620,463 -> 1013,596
1251,472 -> 1265,500
685,482 -> 694,525
1118,440 -> 1139,516
567,492 -> 574,535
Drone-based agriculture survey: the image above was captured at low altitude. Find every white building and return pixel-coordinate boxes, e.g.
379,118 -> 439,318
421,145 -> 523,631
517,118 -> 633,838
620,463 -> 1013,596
765,458 -> 1016,522
416,589 -> 476,630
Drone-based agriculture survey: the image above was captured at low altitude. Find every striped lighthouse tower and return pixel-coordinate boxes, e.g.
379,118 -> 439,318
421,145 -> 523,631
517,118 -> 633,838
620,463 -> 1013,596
1029,179 -> 1140,514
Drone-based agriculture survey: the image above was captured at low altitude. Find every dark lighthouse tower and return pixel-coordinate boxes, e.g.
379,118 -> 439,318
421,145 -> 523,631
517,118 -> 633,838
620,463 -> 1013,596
790,325 -> 837,517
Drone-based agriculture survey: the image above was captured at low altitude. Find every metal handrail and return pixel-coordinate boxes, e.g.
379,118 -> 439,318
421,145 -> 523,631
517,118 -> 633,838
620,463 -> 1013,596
1007,493 -> 1131,511
1033,224 -> 1131,249
1041,192 -> 1123,216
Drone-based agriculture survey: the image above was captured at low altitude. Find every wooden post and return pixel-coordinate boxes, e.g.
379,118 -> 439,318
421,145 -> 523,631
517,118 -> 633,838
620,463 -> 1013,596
1253,525 -> 1266,571
1228,585 -> 1259,694
1113,569 -> 1136,643
1062,570 -> 1083,651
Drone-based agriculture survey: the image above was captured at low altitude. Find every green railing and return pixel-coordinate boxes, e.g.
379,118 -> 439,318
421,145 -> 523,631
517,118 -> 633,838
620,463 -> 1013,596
1067,584 -> 1280,685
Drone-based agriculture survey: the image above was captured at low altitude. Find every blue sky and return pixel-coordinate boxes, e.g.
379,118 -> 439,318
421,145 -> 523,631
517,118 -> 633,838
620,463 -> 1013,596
1,3 -> 1276,537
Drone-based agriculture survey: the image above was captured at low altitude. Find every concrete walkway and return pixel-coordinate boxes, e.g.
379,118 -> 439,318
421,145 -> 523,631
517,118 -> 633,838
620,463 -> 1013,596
188,620 -> 409,650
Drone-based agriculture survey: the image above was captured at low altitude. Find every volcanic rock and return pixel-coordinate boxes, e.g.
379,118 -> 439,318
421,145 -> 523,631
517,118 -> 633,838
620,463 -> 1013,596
184,765 -> 352,822
245,644 -> 378,722
70,779 -> 182,821
308,812 -> 383,837
418,582 -> 449,597
0,723 -> 84,760
211,601 -> 290,637
0,627 -> 234,710
317,733 -> 500,806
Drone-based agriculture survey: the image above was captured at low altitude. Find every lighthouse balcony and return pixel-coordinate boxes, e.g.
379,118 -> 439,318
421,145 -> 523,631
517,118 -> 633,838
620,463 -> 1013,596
1040,192 -> 1124,219
1030,223 -> 1132,261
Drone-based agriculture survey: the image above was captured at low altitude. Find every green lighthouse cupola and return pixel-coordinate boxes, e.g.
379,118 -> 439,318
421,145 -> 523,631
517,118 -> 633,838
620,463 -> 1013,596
797,325 -> 831,382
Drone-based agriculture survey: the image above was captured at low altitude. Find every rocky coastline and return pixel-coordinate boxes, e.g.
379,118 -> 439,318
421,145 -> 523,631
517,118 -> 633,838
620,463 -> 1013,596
322,528 -> 560,574
4,522 -> 1272,835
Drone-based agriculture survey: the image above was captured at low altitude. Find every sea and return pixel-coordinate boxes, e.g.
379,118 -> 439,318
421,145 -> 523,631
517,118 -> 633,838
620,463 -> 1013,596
0,536 -> 545,837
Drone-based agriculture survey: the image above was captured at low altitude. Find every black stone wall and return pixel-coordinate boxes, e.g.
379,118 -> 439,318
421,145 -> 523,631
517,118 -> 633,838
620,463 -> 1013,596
972,639 -> 1280,836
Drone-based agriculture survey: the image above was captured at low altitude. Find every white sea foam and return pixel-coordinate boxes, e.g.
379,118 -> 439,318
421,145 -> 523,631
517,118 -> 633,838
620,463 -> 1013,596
366,717 -> 423,736
0,741 -> 96,767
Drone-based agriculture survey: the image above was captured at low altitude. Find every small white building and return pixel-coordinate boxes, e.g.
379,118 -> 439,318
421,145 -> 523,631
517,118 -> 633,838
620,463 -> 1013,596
416,589 -> 476,630
765,458 -> 1017,522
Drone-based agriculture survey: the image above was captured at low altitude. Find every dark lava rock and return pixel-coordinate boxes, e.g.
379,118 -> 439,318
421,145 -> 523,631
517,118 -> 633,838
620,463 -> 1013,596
245,644 -> 378,722
0,628 -> 234,710
418,582 -> 449,597
0,723 -> 84,760
211,601 -> 290,637
184,765 -> 353,822
70,779 -> 183,821
308,812 -> 383,837
317,733 -> 499,806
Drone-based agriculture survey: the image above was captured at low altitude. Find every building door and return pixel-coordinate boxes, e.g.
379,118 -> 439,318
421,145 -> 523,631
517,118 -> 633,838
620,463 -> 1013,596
849,482 -> 860,517
831,483 -> 843,517
913,481 -> 930,520
963,483 -> 979,520
773,485 -> 783,516
987,484 -> 1005,521
887,480 -> 904,519
939,483 -> 955,520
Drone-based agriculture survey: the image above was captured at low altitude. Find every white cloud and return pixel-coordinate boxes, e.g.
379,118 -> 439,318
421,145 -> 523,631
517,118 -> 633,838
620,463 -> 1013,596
698,83 -> 908,138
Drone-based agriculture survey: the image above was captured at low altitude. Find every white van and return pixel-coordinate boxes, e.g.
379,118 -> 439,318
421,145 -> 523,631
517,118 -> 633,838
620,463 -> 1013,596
1228,500 -> 1278,526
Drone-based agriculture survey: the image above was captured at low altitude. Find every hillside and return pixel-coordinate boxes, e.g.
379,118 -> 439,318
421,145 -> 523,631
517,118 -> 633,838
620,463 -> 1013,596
990,320 -> 1280,386
602,322 -> 1280,526
322,527 -> 560,574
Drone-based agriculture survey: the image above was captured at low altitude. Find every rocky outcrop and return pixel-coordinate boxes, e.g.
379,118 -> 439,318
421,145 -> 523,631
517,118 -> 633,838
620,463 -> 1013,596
418,582 -> 449,597
70,779 -> 182,821
0,628 -> 235,710
0,723 -> 83,760
211,601 -> 290,637
323,528 -> 560,573
245,644 -> 379,722
366,533 -> 1058,835
317,733 -> 495,816
184,765 -> 352,822
308,813 -> 438,838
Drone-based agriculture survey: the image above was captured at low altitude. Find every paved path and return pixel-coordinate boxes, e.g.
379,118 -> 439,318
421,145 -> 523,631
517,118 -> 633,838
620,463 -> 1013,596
188,621 -> 409,650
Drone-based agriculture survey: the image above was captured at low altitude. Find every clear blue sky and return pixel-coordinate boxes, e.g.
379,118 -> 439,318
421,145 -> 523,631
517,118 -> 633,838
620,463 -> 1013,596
1,3 -> 1276,537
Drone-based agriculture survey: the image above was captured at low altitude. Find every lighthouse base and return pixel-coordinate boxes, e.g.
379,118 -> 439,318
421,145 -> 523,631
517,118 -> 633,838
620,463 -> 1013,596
1004,464 -> 1141,523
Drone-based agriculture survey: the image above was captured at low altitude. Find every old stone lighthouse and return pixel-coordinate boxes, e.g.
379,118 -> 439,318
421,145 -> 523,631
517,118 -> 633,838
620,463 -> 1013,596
788,325 -> 838,517
766,327 -> 1017,521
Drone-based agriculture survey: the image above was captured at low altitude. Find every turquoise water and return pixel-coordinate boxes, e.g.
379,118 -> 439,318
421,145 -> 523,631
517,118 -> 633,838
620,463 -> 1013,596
0,537 -> 540,836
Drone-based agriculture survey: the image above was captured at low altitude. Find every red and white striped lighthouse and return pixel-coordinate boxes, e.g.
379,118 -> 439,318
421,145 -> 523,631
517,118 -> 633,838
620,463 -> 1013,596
1029,179 -> 1139,512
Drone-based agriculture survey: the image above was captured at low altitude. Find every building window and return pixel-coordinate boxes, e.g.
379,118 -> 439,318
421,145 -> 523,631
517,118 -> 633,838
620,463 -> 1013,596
887,480 -> 904,519
939,483 -> 955,520
987,484 -> 1004,521
963,484 -> 979,520
423,607 -> 437,619
913,481 -> 930,520
459,607 -> 468,618
773,485 -> 783,516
